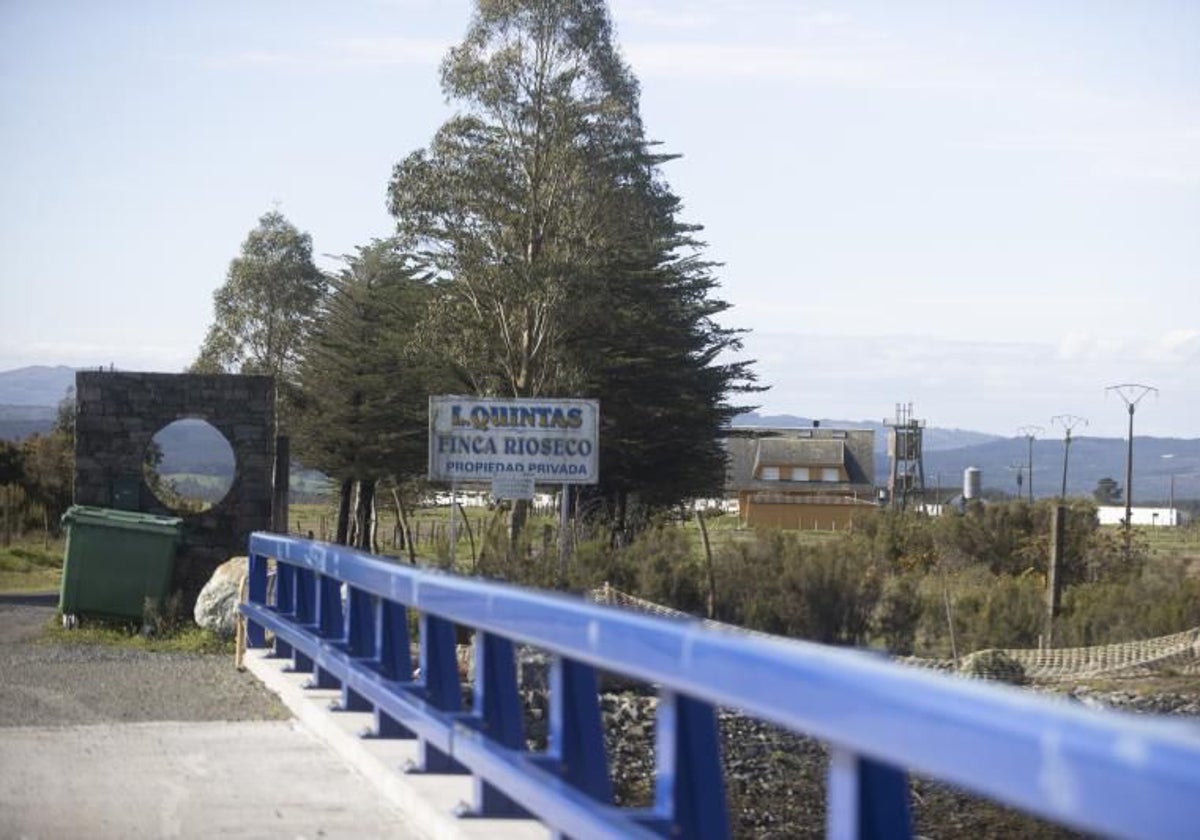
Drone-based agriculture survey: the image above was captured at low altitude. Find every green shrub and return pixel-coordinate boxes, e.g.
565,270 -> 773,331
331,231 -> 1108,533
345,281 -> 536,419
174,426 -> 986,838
630,526 -> 706,615
1056,558 -> 1200,646
713,532 -> 882,645
874,572 -> 924,655
914,568 -> 1044,656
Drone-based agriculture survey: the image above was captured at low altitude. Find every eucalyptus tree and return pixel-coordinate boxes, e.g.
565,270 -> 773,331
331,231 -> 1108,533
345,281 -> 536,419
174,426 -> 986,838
388,0 -> 644,397
388,0 -> 757,524
193,210 -> 327,389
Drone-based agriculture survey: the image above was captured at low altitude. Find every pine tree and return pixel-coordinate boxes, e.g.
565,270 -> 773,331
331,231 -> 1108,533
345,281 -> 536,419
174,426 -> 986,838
293,240 -> 452,543
387,0 -> 757,523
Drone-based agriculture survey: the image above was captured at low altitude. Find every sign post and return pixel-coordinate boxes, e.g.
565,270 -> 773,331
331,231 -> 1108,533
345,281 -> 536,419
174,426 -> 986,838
429,396 -> 599,578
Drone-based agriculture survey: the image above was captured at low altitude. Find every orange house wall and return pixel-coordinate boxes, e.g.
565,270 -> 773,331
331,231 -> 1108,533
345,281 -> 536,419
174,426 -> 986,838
738,494 -> 863,531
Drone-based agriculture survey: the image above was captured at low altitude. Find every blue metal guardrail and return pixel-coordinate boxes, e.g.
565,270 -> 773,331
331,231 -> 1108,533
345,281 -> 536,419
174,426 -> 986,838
241,533 -> 1200,839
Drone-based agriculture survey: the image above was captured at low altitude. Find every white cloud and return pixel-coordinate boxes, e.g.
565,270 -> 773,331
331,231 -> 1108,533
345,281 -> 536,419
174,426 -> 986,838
624,41 -> 894,85
1141,330 -> 1200,363
1057,331 -> 1200,365
330,37 -> 452,66
0,339 -> 192,373
980,125 -> 1200,186
210,37 -> 451,71
610,3 -> 715,31
1057,333 -> 1125,362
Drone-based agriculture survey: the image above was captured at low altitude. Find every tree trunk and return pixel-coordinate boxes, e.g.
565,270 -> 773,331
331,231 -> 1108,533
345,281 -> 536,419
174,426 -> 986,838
507,498 -> 529,546
356,480 -> 376,551
390,486 -> 417,565
614,490 -> 628,548
335,478 -> 353,545
695,509 -> 717,620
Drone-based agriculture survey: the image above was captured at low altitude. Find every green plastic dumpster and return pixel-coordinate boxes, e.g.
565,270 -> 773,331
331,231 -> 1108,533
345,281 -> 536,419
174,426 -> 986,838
59,506 -> 183,626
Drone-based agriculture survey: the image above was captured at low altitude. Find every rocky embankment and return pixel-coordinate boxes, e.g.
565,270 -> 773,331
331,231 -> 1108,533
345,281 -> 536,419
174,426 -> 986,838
519,677 -> 1199,839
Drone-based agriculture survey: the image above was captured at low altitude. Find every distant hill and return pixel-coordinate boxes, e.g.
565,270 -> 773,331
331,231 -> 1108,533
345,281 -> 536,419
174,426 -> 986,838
0,405 -> 58,442
0,366 -> 77,441
0,365 -> 77,406
918,436 -> 1200,502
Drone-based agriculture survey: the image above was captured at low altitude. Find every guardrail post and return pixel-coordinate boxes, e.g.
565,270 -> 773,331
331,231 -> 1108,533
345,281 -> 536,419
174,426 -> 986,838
546,657 -> 612,803
375,599 -> 415,738
246,552 -> 268,647
311,574 -> 343,689
418,614 -> 466,773
339,587 -> 375,712
653,691 -> 728,839
826,747 -> 911,840
291,567 -> 316,674
273,561 -> 295,659
472,632 -> 528,817
318,574 -> 344,639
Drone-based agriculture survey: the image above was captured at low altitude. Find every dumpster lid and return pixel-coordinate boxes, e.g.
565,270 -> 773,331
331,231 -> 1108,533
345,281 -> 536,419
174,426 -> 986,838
62,505 -> 184,535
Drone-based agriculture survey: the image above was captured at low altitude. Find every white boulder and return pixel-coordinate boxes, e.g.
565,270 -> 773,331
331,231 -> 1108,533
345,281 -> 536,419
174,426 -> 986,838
194,556 -> 248,637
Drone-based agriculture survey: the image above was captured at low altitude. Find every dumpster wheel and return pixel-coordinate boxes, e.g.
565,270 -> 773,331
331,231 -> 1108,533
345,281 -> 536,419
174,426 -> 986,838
62,613 -> 78,630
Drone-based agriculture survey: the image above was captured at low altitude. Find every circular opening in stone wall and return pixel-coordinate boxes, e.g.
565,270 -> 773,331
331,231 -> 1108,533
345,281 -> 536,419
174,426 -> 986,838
143,418 -> 236,514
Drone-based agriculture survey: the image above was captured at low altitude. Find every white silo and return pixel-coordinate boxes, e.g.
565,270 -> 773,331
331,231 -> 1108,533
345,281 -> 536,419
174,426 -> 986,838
963,467 -> 982,500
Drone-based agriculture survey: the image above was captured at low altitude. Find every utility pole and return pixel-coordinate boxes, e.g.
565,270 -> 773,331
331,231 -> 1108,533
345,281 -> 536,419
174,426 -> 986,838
1008,463 -> 1025,499
1050,414 -> 1087,500
1106,384 -> 1157,556
1016,425 -> 1044,503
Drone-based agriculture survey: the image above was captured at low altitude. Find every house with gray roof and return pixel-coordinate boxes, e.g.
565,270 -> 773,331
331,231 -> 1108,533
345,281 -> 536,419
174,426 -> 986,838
724,426 -> 878,530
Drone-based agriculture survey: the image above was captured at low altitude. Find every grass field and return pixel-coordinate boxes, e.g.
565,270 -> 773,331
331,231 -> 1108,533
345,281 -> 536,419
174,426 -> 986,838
39,618 -> 231,653
1140,524 -> 1200,576
0,537 -> 63,593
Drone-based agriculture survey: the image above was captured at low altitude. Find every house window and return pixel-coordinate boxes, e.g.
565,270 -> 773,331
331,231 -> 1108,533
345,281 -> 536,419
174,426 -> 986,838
760,466 -> 780,480
822,467 -> 840,482
790,467 -> 810,481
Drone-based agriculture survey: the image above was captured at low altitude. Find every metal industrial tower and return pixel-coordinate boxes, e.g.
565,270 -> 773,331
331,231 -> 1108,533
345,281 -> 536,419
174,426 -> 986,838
885,402 -> 926,509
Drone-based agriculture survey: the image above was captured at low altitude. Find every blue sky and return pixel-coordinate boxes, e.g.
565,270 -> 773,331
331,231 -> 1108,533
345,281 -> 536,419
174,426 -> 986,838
1,0 -> 1197,438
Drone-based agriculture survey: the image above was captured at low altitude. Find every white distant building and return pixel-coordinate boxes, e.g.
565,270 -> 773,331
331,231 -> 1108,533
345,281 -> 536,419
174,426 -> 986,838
1096,506 -> 1189,527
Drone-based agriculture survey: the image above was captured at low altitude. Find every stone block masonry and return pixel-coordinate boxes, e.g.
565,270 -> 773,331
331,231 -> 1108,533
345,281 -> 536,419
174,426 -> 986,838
73,371 -> 275,609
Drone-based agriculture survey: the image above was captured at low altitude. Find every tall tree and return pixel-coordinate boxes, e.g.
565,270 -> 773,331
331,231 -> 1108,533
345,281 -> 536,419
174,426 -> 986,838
388,0 -> 756,519
192,210 -> 327,390
293,240 -> 452,544
389,0 -> 644,398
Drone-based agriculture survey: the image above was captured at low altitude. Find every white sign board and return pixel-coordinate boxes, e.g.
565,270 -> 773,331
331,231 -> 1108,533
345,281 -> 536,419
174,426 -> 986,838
492,474 -> 535,500
429,396 -> 599,485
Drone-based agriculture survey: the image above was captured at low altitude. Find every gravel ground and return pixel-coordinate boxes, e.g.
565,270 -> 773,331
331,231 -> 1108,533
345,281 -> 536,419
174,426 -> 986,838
0,592 -> 287,727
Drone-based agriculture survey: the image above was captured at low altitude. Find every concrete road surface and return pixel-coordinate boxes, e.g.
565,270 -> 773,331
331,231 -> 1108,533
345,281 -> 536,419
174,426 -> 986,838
0,719 -> 421,839
0,591 -> 421,838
